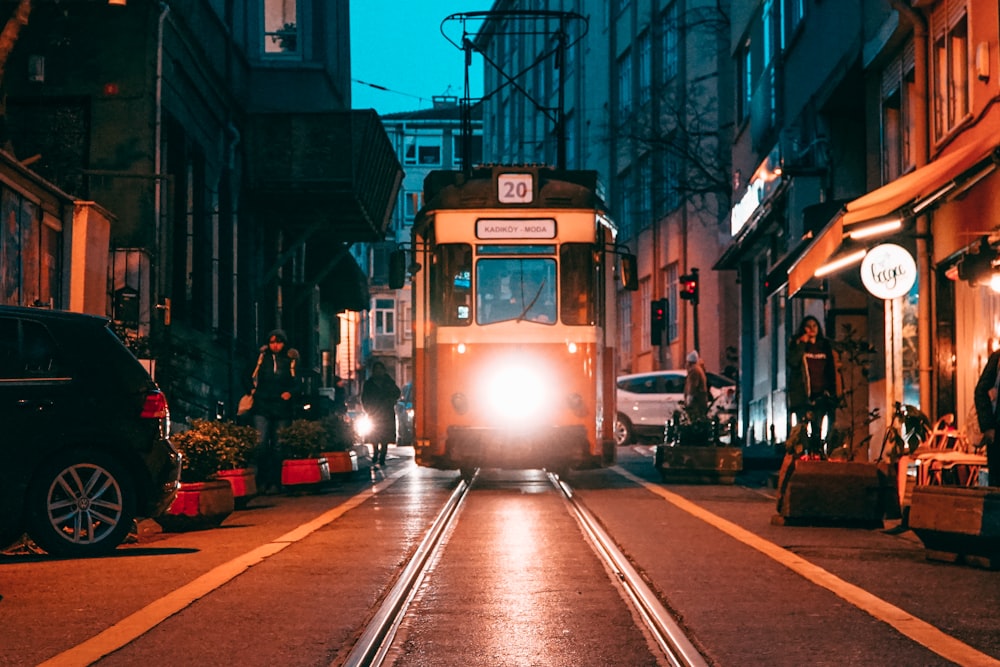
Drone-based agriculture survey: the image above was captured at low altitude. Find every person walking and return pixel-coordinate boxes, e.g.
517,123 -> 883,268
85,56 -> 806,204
250,329 -> 300,494
361,360 -> 400,466
972,348 -> 1000,486
683,350 -> 710,423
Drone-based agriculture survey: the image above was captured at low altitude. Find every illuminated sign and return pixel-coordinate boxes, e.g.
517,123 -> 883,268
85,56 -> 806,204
730,148 -> 782,235
476,219 -> 556,239
497,173 -> 534,203
860,243 -> 916,299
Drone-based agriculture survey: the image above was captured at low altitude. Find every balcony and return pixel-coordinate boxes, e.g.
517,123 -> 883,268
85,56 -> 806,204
247,110 -> 403,243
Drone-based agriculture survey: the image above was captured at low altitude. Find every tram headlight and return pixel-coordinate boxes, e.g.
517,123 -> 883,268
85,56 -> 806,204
482,363 -> 550,424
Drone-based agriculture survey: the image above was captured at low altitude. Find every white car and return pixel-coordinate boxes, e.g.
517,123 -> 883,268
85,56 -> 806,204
614,370 -> 737,446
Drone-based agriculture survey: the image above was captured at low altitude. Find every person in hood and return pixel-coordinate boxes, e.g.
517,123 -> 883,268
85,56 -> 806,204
249,329 -> 300,493
361,360 -> 400,466
683,350 -> 710,422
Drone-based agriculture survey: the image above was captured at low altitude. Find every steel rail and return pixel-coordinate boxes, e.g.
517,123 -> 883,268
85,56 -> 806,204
340,474 -> 473,667
552,474 -> 708,667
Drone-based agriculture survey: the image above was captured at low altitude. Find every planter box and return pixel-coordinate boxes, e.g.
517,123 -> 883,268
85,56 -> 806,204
655,445 -> 742,484
322,450 -> 358,475
214,467 -> 258,509
281,457 -> 331,491
774,459 -> 882,527
155,480 -> 235,532
909,486 -> 1000,569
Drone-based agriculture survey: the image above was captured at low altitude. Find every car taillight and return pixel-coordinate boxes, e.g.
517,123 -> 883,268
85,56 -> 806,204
141,390 -> 169,419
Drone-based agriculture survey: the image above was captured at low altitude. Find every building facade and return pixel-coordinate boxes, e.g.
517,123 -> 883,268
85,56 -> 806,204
0,0 -> 401,422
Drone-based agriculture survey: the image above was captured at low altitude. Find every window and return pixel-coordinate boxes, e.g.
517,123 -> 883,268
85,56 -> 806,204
660,4 -> 678,83
0,318 -> 63,379
616,170 -> 633,240
638,31 -> 651,105
640,278 -> 651,350
372,298 -> 395,350
404,135 -> 442,166
430,244 -> 472,326
931,0 -> 969,140
560,244 -> 596,325
638,156 -> 652,225
881,43 -> 916,182
618,291 -> 632,368
782,0 -> 805,49
263,0 -> 299,56
737,36 -> 752,122
665,264 -> 679,342
659,151 -> 680,215
476,257 -> 557,325
617,49 -> 632,118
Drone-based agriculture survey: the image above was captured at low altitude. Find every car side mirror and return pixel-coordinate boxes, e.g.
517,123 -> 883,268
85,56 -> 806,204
388,249 -> 407,289
620,253 -> 638,291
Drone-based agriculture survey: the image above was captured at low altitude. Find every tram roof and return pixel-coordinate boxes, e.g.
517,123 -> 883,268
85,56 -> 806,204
419,166 -> 607,215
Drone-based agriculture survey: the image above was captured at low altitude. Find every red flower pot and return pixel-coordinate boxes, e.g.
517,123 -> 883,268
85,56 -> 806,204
214,467 -> 258,509
155,479 -> 235,532
281,457 -> 331,490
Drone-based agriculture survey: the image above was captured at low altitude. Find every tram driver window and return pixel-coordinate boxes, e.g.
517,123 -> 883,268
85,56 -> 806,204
477,258 -> 556,325
560,244 -> 597,325
430,244 -> 472,326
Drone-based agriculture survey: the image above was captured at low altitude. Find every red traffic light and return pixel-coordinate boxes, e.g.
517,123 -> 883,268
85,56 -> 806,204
679,272 -> 699,303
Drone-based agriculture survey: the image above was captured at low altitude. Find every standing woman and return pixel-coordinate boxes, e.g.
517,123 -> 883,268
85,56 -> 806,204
786,315 -> 840,453
251,329 -> 300,494
361,361 -> 401,466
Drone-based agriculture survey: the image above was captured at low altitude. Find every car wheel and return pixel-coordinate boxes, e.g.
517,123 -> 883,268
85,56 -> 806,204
26,449 -> 136,558
613,414 -> 634,446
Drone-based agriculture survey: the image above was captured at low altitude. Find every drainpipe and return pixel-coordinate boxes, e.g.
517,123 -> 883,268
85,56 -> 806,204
890,0 -> 931,413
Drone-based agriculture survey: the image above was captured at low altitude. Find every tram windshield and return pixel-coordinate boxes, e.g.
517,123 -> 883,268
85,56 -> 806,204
477,258 -> 557,325
430,242 -> 598,326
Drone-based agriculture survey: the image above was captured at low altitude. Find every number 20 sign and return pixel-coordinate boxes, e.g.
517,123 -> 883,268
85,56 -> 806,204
497,173 -> 533,204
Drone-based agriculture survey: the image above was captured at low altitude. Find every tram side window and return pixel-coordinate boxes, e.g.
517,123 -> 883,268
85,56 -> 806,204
560,244 -> 597,325
431,244 -> 472,326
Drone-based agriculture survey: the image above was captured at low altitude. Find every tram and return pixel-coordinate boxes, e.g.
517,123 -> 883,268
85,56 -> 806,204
390,165 -> 637,478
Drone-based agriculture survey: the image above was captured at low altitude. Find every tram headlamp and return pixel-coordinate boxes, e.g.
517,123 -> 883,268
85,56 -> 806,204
482,363 -> 551,424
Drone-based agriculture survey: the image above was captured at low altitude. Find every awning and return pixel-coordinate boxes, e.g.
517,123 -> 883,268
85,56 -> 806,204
787,134 -> 1000,295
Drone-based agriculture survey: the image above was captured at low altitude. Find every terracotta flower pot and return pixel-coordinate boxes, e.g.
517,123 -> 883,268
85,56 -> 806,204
155,479 -> 235,532
322,451 -> 358,476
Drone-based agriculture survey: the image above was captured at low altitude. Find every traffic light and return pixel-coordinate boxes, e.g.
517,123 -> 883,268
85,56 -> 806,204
680,269 -> 699,304
650,298 -> 668,346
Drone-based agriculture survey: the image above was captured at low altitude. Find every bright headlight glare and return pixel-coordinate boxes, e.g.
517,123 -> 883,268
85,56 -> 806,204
354,413 -> 373,438
482,363 -> 550,423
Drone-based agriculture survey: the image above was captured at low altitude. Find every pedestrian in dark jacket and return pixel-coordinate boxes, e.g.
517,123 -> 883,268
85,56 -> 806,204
786,315 -> 840,457
972,349 -> 1000,486
361,361 -> 400,466
250,329 -> 300,493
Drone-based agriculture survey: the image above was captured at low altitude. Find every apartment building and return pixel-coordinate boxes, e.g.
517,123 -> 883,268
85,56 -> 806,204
0,1 -> 401,422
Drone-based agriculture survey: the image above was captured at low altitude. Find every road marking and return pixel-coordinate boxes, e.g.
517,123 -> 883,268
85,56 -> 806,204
614,466 -> 1000,667
38,466 -> 411,667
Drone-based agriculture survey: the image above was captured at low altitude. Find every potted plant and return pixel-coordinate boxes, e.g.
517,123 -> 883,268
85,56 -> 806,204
278,419 -> 331,490
187,419 -> 259,508
319,413 -> 359,476
156,418 -> 255,530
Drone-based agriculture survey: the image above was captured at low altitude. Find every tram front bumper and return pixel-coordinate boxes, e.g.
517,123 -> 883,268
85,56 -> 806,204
442,424 -> 591,470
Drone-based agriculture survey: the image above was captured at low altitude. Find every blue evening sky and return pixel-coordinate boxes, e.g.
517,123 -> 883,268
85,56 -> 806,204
350,1 -> 489,115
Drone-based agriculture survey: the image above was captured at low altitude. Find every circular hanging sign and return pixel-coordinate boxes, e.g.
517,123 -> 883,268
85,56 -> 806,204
860,243 -> 917,299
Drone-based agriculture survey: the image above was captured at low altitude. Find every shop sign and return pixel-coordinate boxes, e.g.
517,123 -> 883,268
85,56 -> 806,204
860,243 -> 916,299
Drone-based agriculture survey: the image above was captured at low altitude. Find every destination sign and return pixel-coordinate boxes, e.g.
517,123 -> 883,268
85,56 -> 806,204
476,218 -> 557,239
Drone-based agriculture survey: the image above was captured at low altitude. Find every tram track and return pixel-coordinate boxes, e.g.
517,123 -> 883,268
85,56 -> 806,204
340,470 -> 707,667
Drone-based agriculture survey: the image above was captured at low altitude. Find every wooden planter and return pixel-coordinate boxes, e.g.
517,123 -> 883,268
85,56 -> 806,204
655,445 -> 743,484
281,457 -> 330,492
909,486 -> 1000,569
155,479 -> 235,532
214,467 -> 258,509
774,459 -> 883,527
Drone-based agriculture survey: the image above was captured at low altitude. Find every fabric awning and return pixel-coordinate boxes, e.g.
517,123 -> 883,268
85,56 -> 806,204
787,134 -> 1000,296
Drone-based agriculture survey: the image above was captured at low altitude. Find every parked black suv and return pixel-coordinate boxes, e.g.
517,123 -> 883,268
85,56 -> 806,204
0,306 -> 181,557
